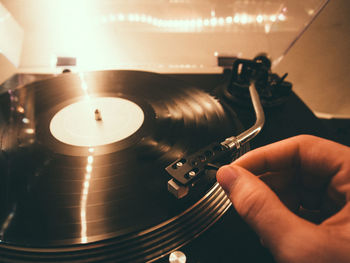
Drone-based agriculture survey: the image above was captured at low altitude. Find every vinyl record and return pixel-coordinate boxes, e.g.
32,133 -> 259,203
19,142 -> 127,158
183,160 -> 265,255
0,70 -> 245,262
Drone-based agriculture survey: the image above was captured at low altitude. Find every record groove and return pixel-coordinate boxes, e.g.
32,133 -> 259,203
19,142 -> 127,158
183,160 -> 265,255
0,70 -> 246,262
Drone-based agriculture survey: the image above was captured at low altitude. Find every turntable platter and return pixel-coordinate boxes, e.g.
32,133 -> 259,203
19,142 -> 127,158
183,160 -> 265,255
0,70 -> 245,262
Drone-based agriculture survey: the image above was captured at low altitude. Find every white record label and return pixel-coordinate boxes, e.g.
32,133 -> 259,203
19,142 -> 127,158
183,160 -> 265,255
49,97 -> 144,147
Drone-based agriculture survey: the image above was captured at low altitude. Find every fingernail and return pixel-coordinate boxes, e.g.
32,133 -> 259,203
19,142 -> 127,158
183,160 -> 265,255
217,165 -> 239,193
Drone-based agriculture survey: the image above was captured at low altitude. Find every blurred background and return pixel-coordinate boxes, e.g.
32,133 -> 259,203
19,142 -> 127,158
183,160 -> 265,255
1,0 -> 349,143
275,0 -> 350,146
276,0 -> 350,119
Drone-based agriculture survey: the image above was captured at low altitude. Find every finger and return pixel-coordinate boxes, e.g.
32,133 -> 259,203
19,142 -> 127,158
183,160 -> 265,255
261,172 -> 336,216
321,202 -> 350,228
259,171 -> 297,192
259,172 -> 300,212
217,164 -> 312,250
235,135 -> 350,191
234,136 -> 300,175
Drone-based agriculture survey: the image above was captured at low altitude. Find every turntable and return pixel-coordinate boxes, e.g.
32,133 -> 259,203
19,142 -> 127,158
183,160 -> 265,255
0,1 -> 330,262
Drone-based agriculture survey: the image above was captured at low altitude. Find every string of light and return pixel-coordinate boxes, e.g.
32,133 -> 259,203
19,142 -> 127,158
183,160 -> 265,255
99,12 -> 287,28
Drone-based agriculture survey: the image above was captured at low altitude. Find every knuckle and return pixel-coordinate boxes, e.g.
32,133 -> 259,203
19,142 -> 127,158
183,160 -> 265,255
294,134 -> 318,143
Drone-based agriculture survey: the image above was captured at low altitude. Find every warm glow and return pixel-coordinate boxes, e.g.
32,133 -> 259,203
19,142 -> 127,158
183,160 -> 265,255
225,16 -> 233,24
270,15 -> 277,22
80,151 -> 94,244
240,14 -> 248,24
79,73 -> 92,102
278,14 -> 286,21
256,15 -> 263,23
42,0 -> 106,70
88,156 -> 94,164
22,117 -> 30,124
7,0 -> 327,73
96,11 -> 288,30
0,208 -> 16,238
25,128 -> 35,134
86,165 -> 92,173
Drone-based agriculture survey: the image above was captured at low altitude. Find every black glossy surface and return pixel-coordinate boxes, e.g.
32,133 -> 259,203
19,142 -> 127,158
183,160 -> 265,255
0,71 -> 332,262
0,71 -> 241,248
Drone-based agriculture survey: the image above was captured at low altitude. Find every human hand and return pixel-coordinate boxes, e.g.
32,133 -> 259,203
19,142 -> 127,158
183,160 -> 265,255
217,135 -> 350,263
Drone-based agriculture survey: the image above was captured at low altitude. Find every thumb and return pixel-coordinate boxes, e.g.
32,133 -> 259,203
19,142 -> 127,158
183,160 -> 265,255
217,164 -> 310,249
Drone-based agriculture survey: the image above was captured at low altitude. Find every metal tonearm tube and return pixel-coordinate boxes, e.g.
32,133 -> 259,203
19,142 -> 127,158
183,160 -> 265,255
165,80 -> 265,199
221,81 -> 265,150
